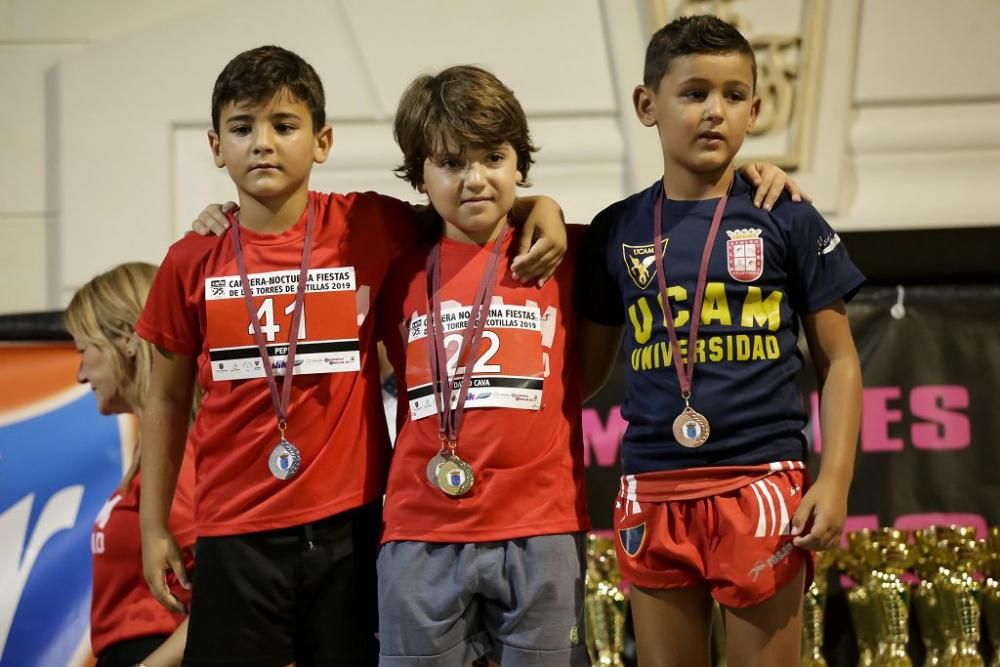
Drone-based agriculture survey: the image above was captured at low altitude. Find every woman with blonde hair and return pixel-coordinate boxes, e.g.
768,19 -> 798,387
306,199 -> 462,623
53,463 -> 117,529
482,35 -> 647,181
65,262 -> 196,667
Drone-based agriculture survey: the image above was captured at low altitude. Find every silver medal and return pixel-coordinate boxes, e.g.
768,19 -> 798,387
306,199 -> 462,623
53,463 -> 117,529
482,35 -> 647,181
268,439 -> 301,480
672,407 -> 710,448
426,452 -> 449,487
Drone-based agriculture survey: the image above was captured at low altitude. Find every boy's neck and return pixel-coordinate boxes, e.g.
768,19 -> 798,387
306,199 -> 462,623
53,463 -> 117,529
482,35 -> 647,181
661,164 -> 734,201
236,189 -> 310,234
442,216 -> 508,246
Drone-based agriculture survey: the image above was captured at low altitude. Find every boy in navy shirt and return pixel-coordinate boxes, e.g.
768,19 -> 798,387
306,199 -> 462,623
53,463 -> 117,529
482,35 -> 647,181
576,15 -> 863,666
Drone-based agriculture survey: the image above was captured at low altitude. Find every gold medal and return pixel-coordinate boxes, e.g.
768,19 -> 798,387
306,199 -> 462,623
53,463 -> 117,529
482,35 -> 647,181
672,406 -> 710,448
424,224 -> 510,500
436,456 -> 474,496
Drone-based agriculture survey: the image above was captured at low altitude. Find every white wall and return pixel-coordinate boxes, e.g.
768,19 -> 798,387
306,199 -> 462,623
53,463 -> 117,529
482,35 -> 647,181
2,0 -> 999,315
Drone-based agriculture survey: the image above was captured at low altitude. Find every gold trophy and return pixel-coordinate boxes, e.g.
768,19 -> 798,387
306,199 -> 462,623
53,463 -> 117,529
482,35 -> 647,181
935,536 -> 984,667
870,528 -> 914,667
913,526 -> 984,667
842,528 -> 915,666
584,535 -> 627,667
982,528 -> 1000,667
802,549 -> 837,667
913,528 -> 954,666
843,530 -> 881,667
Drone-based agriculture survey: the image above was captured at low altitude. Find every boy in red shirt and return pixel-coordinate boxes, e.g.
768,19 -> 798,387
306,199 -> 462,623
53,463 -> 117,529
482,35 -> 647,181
375,64 -> 591,666
135,46 -> 563,667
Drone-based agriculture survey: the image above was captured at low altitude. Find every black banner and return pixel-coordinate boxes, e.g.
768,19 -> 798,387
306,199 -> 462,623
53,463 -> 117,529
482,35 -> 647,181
582,284 -> 1000,534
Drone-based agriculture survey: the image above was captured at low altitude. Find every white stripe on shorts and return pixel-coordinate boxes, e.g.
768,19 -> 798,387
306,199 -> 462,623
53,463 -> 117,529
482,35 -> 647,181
764,477 -> 791,535
755,480 -> 777,537
750,481 -> 768,537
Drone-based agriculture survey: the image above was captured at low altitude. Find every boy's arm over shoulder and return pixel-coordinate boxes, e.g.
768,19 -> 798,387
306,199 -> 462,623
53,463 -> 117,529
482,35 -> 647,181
340,191 -> 423,265
769,197 -> 865,313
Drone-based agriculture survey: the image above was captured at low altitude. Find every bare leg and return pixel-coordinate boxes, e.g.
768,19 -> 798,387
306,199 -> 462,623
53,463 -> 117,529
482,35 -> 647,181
630,584 -> 714,667
723,568 -> 805,667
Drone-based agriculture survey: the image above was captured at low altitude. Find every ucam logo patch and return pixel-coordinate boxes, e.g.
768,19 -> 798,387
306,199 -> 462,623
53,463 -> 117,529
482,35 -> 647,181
726,228 -> 764,282
622,240 -> 669,289
0,372 -> 124,665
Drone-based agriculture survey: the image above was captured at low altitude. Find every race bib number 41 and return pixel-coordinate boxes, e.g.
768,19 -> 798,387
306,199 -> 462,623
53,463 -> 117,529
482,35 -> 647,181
206,267 -> 360,381
406,304 -> 544,420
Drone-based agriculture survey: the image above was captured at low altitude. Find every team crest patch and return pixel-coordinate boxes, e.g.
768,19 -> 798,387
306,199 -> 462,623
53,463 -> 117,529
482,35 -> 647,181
618,523 -> 647,557
726,228 -> 764,282
622,240 -> 669,289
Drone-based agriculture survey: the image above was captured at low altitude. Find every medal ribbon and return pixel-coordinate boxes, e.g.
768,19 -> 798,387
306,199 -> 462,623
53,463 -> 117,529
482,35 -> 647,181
652,178 -> 730,402
229,202 -> 315,436
426,222 -> 511,450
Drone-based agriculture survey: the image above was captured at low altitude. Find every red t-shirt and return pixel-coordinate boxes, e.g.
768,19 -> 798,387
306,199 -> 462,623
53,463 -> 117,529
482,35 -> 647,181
136,191 -> 415,535
377,224 -> 590,543
90,451 -> 196,657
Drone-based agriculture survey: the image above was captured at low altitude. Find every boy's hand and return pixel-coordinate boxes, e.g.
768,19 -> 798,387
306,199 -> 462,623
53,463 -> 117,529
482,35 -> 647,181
511,196 -> 567,287
740,162 -> 812,211
142,525 -> 191,613
512,232 -> 565,287
190,201 -> 237,236
790,477 -> 847,551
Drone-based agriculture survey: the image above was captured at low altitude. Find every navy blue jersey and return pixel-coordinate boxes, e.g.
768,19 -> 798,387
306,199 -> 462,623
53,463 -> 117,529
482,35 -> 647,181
576,172 -> 864,475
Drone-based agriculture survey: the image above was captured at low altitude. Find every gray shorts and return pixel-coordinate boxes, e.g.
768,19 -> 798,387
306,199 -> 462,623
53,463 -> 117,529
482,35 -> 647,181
377,533 -> 590,666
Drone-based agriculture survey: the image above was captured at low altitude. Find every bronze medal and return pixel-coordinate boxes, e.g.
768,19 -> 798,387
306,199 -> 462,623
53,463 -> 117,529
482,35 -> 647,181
672,407 -> 710,448
653,181 -> 730,450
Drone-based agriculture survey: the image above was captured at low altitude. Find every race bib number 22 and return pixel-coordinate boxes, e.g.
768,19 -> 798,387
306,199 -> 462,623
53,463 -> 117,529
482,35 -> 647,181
406,304 -> 544,420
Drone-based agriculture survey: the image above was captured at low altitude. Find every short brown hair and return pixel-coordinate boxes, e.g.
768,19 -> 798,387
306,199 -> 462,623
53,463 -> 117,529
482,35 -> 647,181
211,45 -> 325,133
393,65 -> 536,189
644,15 -> 757,90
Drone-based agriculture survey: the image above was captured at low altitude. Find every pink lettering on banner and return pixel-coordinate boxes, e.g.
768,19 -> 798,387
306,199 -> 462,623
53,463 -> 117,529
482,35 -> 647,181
582,406 -> 627,467
810,385 -> 971,453
894,513 -> 987,537
862,387 -> 904,452
910,385 -> 971,450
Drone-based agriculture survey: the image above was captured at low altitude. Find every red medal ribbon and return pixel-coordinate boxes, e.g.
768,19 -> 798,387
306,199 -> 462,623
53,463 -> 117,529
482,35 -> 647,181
229,202 -> 315,433
426,222 -> 511,448
652,178 -> 730,401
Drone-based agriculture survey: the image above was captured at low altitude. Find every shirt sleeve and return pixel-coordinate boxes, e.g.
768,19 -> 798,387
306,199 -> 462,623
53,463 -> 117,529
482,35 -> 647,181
135,249 -> 201,355
781,202 -> 866,313
573,206 -> 626,325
